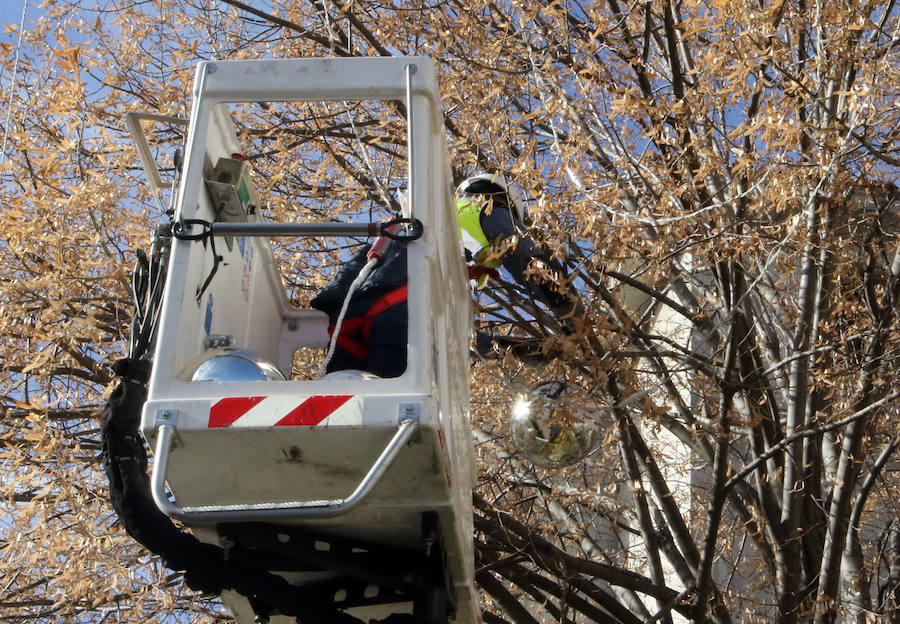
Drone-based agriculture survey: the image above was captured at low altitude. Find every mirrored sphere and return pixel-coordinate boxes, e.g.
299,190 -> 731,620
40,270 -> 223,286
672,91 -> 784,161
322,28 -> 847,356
191,349 -> 285,382
510,382 -> 601,468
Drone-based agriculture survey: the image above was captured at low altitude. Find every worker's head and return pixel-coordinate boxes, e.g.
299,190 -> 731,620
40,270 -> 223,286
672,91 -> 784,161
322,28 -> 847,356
456,173 -> 526,223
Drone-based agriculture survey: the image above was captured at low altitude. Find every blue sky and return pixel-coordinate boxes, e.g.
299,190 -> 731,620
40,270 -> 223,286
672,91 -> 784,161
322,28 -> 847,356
0,0 -> 31,30
1,0 -> 38,56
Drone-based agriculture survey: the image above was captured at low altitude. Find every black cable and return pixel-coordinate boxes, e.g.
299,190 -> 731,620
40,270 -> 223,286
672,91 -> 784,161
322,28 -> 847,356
129,223 -> 172,360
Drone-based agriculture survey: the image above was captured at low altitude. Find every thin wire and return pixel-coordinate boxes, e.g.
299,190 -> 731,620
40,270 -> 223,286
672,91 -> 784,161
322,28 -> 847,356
2,0 -> 29,165
344,102 -> 394,211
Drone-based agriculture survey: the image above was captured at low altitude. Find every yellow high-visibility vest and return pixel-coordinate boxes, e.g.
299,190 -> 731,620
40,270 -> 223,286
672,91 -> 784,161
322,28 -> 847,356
455,198 -> 502,269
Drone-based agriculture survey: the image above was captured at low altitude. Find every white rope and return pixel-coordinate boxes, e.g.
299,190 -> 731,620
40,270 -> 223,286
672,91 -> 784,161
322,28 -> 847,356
1,0 -> 28,166
317,257 -> 379,378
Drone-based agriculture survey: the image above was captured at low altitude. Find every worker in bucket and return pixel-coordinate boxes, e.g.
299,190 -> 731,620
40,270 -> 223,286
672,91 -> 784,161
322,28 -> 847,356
310,173 -> 584,378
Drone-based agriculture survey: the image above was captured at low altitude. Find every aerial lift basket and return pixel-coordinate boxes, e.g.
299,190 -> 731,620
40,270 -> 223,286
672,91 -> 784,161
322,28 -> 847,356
137,57 -> 478,624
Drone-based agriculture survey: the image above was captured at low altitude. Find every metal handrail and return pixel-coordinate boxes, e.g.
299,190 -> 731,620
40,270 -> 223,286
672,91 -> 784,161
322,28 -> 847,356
405,63 -> 417,226
172,218 -> 424,241
150,417 -> 418,524
124,112 -> 188,192
207,221 -> 383,238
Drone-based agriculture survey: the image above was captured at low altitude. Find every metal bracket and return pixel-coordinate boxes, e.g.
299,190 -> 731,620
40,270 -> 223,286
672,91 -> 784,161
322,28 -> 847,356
155,409 -> 178,427
399,402 -> 421,423
153,410 -> 181,449
124,112 -> 189,193
415,512 -> 457,623
215,514 -> 455,623
203,334 -> 235,350
219,522 -> 422,590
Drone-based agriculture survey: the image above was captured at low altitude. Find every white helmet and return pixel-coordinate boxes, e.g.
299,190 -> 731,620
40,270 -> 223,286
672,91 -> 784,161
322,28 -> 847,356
456,173 -> 526,222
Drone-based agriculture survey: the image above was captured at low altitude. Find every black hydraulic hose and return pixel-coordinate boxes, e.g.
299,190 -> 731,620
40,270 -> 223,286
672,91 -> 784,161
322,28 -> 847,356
101,359 -> 226,594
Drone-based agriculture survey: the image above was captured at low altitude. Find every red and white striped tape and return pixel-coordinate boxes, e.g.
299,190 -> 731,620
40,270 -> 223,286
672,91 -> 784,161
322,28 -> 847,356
208,395 -> 359,428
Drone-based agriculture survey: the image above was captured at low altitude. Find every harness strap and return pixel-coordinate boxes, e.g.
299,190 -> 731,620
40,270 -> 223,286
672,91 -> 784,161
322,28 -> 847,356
328,285 -> 408,360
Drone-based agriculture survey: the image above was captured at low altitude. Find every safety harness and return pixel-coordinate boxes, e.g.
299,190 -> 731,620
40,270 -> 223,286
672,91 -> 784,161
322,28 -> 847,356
319,220 -> 411,375
328,284 -> 408,360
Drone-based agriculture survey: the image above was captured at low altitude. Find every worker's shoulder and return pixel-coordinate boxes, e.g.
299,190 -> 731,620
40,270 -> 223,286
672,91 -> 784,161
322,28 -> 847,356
479,205 -> 519,239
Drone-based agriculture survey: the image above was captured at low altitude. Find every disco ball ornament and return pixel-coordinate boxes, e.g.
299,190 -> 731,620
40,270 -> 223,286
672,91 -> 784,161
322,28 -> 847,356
191,348 -> 285,382
510,381 -> 601,468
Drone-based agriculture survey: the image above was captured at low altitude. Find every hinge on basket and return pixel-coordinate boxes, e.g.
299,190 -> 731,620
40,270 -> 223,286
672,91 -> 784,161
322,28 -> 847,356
399,403 -> 421,424
154,409 -> 181,448
155,409 -> 179,426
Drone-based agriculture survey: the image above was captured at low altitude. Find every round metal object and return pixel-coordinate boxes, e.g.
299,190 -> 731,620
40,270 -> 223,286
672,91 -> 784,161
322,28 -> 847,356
510,381 -> 602,468
191,348 -> 285,382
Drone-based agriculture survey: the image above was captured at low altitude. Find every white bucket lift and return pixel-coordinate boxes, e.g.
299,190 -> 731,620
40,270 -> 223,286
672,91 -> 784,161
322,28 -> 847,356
139,58 -> 478,624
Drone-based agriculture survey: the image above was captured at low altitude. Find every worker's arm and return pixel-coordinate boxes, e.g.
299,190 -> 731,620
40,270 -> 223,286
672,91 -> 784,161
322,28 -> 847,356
479,207 -> 583,325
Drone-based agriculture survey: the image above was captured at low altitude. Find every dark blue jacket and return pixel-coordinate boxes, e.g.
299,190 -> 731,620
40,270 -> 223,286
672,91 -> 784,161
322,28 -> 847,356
310,239 -> 407,323
311,207 -> 576,322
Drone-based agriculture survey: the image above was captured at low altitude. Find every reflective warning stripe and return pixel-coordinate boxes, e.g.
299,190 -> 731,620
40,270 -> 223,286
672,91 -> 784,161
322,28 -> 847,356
209,395 -> 355,428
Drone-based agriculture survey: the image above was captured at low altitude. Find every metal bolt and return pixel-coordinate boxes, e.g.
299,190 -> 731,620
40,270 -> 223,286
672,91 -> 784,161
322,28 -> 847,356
155,409 -> 177,426
400,403 -> 421,423
207,63 -> 217,74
